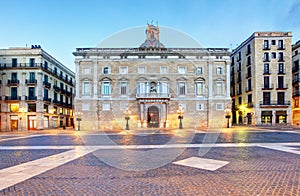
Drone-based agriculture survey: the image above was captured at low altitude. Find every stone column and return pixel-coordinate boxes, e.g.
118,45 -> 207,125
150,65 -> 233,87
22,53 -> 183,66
37,72 -> 44,130
143,104 -> 148,128
93,62 -> 98,98
226,61 -> 230,97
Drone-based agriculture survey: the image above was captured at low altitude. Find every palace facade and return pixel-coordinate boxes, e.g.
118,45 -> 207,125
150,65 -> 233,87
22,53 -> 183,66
73,24 -> 231,131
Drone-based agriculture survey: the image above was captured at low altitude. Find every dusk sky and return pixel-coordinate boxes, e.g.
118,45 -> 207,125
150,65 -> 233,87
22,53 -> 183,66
1,0 -> 299,71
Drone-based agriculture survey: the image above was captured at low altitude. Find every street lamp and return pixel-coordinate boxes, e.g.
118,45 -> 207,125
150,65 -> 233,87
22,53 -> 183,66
124,107 -> 131,130
75,112 -> 83,131
177,105 -> 184,129
224,107 -> 231,128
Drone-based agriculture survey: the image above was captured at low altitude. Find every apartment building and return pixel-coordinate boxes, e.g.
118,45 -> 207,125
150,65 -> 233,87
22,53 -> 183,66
292,40 -> 300,125
0,45 -> 75,131
231,32 -> 293,126
73,24 -> 232,131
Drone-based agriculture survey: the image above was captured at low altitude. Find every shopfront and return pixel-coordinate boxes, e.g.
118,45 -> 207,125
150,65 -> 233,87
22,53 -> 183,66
275,111 -> 287,124
261,111 -> 272,125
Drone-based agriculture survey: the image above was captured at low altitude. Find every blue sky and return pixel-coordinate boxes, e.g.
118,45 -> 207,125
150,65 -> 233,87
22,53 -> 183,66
1,0 -> 299,71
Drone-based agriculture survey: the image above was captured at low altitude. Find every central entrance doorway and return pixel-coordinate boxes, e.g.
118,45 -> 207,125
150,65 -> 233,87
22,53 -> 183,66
148,106 -> 159,128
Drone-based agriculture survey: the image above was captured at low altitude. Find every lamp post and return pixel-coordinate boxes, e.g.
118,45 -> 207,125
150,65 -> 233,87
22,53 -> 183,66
224,107 -> 231,128
177,105 -> 184,129
75,112 -> 83,131
124,107 -> 131,130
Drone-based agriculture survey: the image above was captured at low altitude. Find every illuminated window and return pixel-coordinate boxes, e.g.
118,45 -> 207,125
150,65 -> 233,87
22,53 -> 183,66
10,104 -> 19,112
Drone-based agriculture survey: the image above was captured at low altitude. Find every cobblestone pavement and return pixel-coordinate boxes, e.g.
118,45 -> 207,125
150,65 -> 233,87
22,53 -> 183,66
0,128 -> 300,195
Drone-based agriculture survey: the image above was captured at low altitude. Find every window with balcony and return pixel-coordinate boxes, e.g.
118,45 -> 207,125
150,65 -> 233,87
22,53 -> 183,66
120,82 -> 128,95
44,75 -> 48,83
83,82 -> 91,96
29,72 -> 35,83
195,82 -> 204,95
178,82 -> 186,95
44,61 -> 48,69
247,67 -> 251,78
161,82 -> 169,94
138,82 -> 148,94
28,87 -> 35,99
12,58 -> 17,67
10,87 -> 18,99
102,81 -> 111,95
278,76 -> 284,89
247,79 -> 252,91
44,104 -> 49,113
54,92 -> 58,102
246,44 -> 251,54
264,76 -> 270,89
277,92 -> 285,105
248,94 -> 252,106
44,89 -> 49,99
263,92 -> 271,105
215,82 -> 224,95
29,58 -> 35,67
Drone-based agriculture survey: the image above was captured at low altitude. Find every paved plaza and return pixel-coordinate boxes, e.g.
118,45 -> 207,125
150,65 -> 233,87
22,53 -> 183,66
0,127 -> 300,195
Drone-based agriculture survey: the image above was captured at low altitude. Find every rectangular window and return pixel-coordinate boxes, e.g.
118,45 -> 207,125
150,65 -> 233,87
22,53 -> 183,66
29,72 -> 35,82
103,67 -> 110,74
160,66 -> 168,74
263,92 -> 271,105
83,67 -> 90,74
29,58 -> 35,67
216,82 -> 223,95
272,52 -> 276,59
11,73 -> 18,82
138,82 -> 147,94
277,92 -> 285,105
196,67 -> 203,75
120,82 -> 127,95
138,66 -> 146,74
44,75 -> 48,83
102,82 -> 111,95
44,89 -> 48,99
119,67 -> 128,74
11,87 -> 18,98
264,64 -> 269,74
178,82 -> 186,95
238,97 -> 242,105
28,87 -> 35,98
278,40 -> 284,49
196,103 -> 204,111
12,58 -> 18,67
102,103 -> 110,111
44,61 -> 48,69
278,63 -> 284,74
28,103 -> 36,112
44,104 -> 49,113
196,82 -> 204,95
271,40 -> 276,45
247,56 -> 251,65
264,76 -> 270,88
83,82 -> 91,96
247,79 -> 251,91
247,44 -> 251,54
216,103 -> 224,111
216,67 -> 223,74
263,40 -> 270,49
248,94 -> 252,104
278,76 -> 284,88
264,52 -> 270,62
178,66 -> 186,74
161,82 -> 169,94
278,52 -> 284,61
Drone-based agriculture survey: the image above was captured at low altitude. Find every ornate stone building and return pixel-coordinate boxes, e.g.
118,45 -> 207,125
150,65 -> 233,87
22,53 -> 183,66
231,32 -> 293,126
73,25 -> 231,131
0,45 -> 75,131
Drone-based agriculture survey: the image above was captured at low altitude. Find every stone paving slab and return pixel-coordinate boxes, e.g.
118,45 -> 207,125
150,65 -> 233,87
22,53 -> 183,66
0,149 -> 69,170
0,146 -> 299,195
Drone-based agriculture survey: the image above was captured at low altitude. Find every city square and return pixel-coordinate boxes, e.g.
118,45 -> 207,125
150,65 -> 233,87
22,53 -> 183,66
0,126 -> 300,195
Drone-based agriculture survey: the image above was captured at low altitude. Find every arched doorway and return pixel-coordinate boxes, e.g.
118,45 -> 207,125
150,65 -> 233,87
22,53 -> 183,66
148,106 -> 159,128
